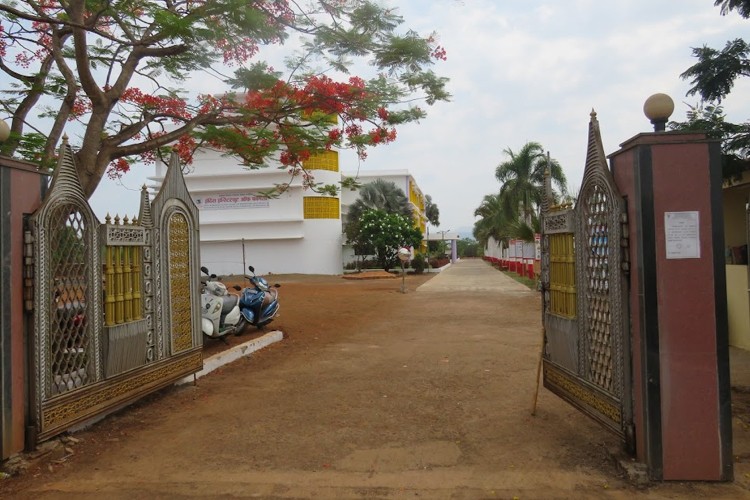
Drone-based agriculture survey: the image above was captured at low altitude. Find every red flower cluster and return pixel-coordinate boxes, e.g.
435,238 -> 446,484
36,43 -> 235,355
369,127 -> 397,145
215,37 -> 259,66
70,95 -> 92,120
432,45 -> 447,61
120,88 -> 190,121
107,158 -> 130,179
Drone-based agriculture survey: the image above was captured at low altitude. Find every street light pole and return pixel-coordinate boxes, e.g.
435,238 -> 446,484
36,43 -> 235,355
426,224 -> 430,274
438,229 -> 451,264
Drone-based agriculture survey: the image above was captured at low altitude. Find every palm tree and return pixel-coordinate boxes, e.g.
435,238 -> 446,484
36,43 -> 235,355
345,179 -> 414,270
424,194 -> 440,226
473,193 -> 512,248
495,141 -> 567,229
346,179 -> 413,224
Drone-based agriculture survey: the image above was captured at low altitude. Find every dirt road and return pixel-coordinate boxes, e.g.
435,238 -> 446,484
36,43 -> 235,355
2,259 -> 749,498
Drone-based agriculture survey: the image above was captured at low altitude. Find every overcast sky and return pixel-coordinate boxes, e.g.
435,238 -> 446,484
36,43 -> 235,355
90,0 -> 750,238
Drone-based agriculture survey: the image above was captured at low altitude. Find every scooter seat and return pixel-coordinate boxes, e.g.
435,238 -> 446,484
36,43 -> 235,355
221,295 -> 237,314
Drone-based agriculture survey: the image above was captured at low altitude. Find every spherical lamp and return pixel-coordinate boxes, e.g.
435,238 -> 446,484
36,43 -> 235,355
643,93 -> 674,132
0,119 -> 10,143
398,247 -> 411,262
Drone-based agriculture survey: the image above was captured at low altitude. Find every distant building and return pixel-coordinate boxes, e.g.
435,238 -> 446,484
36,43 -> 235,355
151,150 -> 427,275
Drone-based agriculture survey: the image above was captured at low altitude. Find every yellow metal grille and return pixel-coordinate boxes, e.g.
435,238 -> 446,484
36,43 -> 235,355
303,151 -> 339,172
303,196 -> 340,219
550,233 -> 576,318
168,212 -> 193,352
104,245 -> 143,326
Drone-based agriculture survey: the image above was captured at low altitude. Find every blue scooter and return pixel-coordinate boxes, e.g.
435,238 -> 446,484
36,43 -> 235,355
238,266 -> 280,331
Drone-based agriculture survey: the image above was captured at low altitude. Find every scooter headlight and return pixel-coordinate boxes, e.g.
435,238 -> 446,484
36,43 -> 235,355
254,277 -> 269,292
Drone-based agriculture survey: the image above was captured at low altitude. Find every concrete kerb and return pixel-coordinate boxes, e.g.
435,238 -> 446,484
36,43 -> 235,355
176,330 -> 284,385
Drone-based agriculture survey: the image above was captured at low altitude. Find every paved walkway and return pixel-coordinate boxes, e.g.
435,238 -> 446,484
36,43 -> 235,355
418,259 -> 534,294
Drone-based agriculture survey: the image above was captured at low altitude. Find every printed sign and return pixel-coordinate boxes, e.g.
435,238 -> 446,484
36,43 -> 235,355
194,193 -> 270,211
665,211 -> 700,259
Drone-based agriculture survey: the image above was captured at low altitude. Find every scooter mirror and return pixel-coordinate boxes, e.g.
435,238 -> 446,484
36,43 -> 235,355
200,266 -> 209,275
248,266 -> 255,273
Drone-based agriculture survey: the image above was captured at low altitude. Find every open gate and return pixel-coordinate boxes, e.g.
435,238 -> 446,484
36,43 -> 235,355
540,112 -> 634,448
27,139 -> 203,443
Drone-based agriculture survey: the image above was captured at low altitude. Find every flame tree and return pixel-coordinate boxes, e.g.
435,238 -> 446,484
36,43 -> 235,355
0,1 -> 449,197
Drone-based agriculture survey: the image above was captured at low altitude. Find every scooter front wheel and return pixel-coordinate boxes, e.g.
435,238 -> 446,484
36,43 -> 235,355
234,317 -> 248,336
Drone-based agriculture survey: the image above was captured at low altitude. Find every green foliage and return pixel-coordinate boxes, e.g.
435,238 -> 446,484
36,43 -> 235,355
344,179 -> 415,261
456,238 -> 481,258
715,0 -> 750,18
348,179 -> 414,222
340,176 -> 362,191
681,39 -> 750,103
668,102 -> 750,182
674,1 -> 750,181
424,194 -> 440,226
411,253 -> 426,274
353,209 -> 422,271
473,142 -> 564,249
0,0 -> 450,197
495,142 -> 567,223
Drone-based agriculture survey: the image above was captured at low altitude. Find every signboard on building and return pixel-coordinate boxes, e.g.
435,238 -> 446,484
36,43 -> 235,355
193,193 -> 270,211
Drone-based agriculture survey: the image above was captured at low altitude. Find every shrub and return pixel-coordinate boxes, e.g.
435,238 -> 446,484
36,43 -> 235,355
412,253 -> 426,274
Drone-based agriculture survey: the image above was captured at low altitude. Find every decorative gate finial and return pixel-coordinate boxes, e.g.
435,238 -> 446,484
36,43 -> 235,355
581,108 -> 612,187
542,159 -> 551,215
138,185 -> 153,228
46,135 -> 87,202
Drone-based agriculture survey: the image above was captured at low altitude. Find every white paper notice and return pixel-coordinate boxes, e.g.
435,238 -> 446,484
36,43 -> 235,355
665,211 -> 700,259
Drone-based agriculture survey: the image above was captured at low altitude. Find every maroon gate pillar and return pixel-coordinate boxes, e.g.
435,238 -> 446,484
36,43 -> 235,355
609,97 -> 732,480
0,153 -> 47,459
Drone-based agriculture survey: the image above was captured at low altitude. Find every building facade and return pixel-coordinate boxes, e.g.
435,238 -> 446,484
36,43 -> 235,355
152,151 -> 427,275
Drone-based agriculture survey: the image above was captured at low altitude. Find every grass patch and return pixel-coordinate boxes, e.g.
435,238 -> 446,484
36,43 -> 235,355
502,271 -> 538,290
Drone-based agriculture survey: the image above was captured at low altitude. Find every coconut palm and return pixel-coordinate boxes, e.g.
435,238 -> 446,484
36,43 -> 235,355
495,141 -> 567,227
473,193 -> 512,247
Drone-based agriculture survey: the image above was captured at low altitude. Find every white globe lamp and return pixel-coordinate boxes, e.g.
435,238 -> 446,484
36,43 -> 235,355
398,247 -> 411,262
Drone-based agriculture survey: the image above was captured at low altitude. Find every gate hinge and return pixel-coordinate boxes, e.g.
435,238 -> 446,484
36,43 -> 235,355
620,212 -> 630,274
23,229 -> 34,312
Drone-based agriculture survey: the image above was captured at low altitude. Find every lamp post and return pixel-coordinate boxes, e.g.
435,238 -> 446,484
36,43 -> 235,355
426,224 -> 430,273
643,93 -> 674,132
398,247 -> 410,293
438,229 -> 451,264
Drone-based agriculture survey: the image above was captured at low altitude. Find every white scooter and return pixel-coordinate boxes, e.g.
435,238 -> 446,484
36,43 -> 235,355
200,266 -> 245,342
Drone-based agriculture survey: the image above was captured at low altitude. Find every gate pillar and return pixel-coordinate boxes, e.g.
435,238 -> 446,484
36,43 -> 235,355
610,105 -> 732,480
0,154 -> 48,459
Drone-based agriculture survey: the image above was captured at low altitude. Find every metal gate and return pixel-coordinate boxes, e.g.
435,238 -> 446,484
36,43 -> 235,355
27,139 -> 203,442
540,112 -> 633,447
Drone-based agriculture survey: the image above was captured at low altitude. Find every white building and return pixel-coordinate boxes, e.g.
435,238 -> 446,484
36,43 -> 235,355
152,150 -> 427,275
